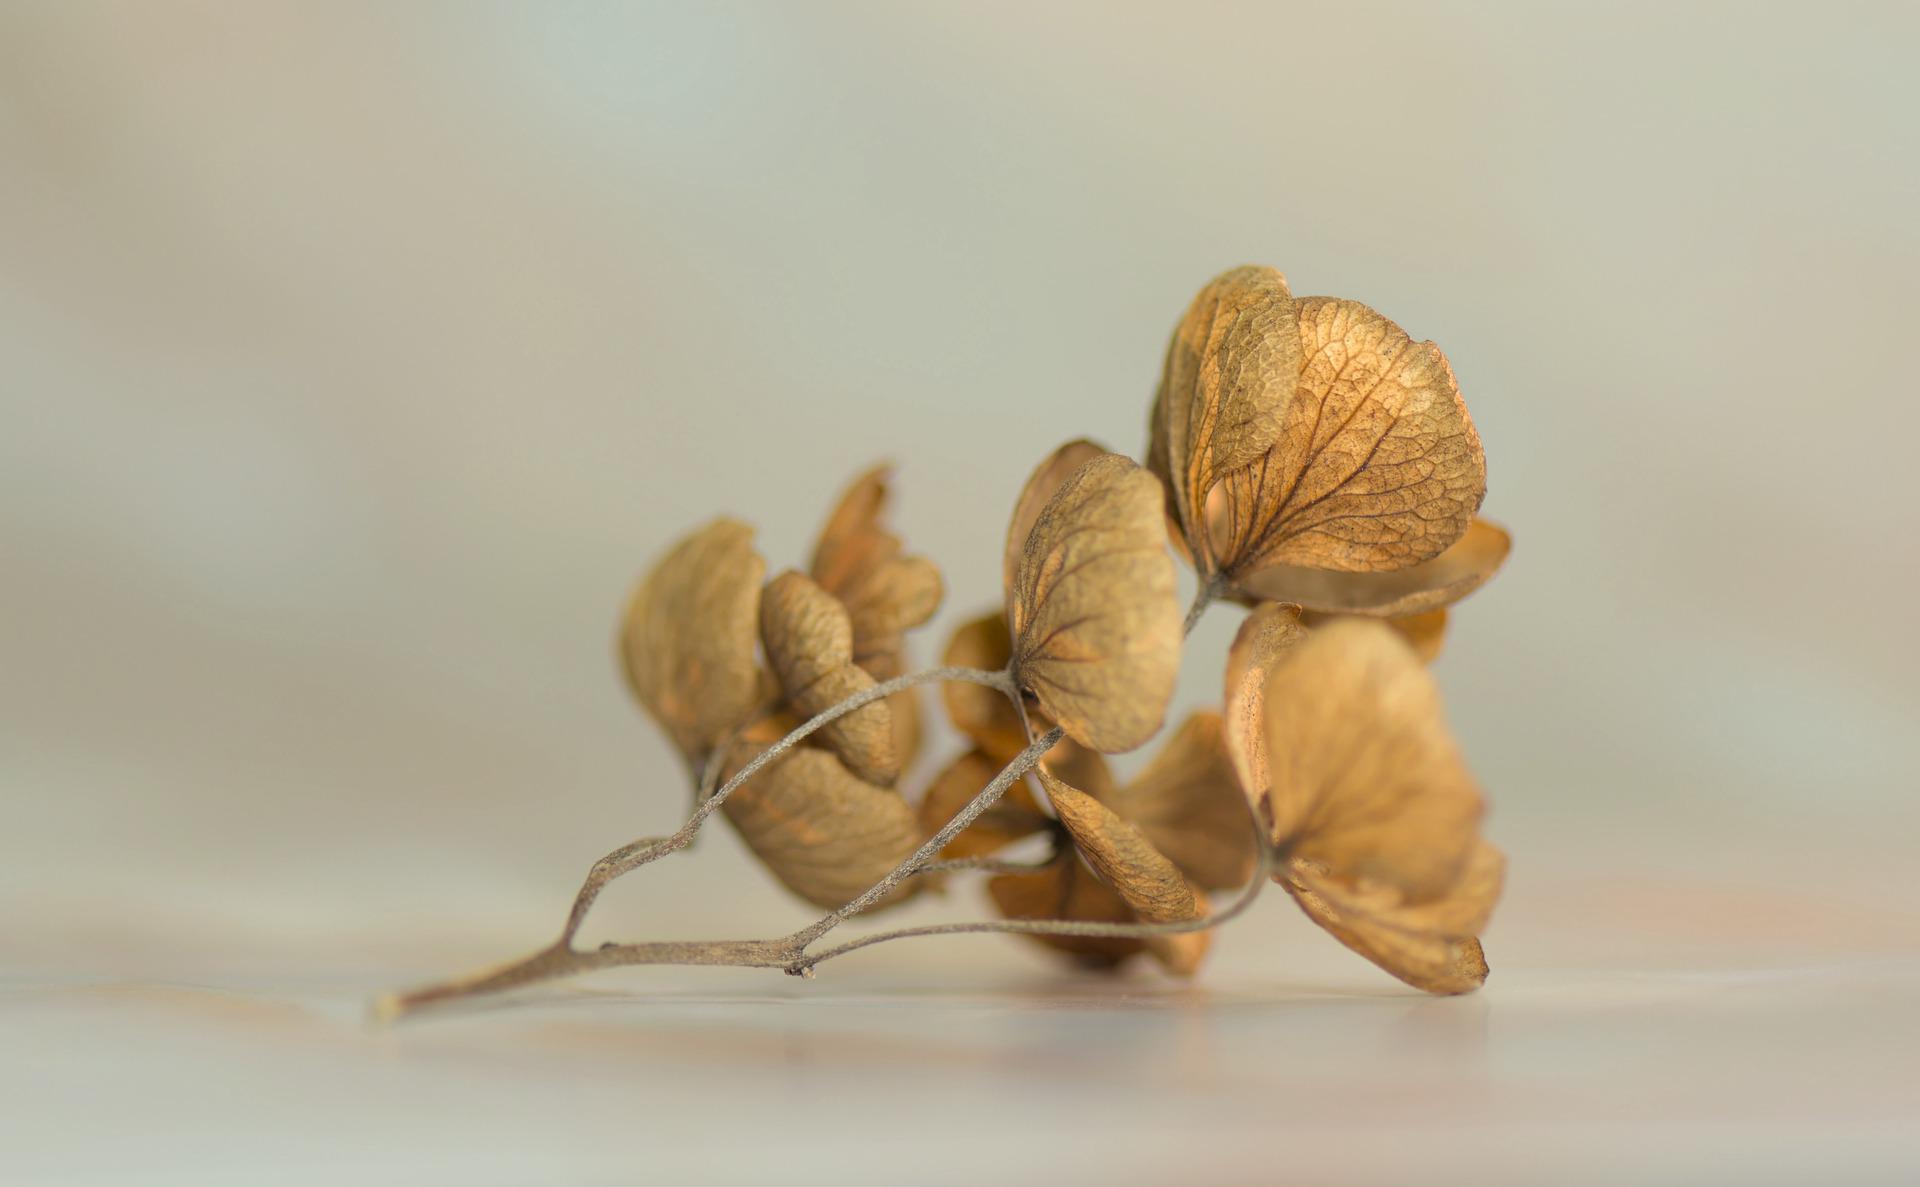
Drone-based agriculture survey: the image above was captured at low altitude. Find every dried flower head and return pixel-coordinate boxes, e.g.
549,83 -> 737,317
810,465 -> 945,766
760,570 -> 901,785
950,713 -> 1251,976
1006,446 -> 1182,753
1226,613 -> 1504,993
387,265 -> 1517,1021
1149,268 -> 1501,621
720,715 -> 923,910
619,518 -> 769,768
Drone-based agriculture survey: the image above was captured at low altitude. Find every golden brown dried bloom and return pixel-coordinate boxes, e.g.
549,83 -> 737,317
1289,840 -> 1502,995
811,464 -> 944,677
1227,615 -> 1502,993
1149,269 -> 1495,617
1222,601 -> 1307,810
988,860 -> 1142,968
1301,606 -> 1451,664
760,570 -> 900,786
620,518 -> 768,767
1238,517 -> 1510,618
1100,712 -> 1258,891
1040,768 -> 1211,975
1003,438 -> 1108,599
916,748 -> 1048,860
809,465 -> 944,769
1007,449 -> 1181,753
1147,265 -> 1298,566
940,611 -> 1032,763
720,716 -> 922,911
955,721 -> 1242,976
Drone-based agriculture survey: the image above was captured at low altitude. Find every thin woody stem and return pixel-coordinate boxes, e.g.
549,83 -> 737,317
910,851 -> 1062,879
1184,572 -> 1225,635
789,823 -> 1275,971
781,727 -> 1062,950
558,664 -> 1014,944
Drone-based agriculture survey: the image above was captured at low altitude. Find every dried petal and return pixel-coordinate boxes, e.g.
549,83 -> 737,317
1104,712 -> 1257,890
1222,602 -> 1306,817
807,466 -> 943,775
988,860 -> 1142,967
1041,768 -> 1212,976
810,465 -> 944,676
917,749 -> 1048,859
1041,769 -> 1198,923
1217,297 -> 1486,580
1302,607 -> 1450,664
1262,619 -> 1484,901
760,571 -> 897,785
1149,265 -> 1299,573
720,730 -> 923,911
1008,452 -> 1181,753
620,518 -> 767,766
1238,519 -> 1510,617
940,610 -> 1028,762
1287,840 -> 1504,994
1003,439 -> 1108,600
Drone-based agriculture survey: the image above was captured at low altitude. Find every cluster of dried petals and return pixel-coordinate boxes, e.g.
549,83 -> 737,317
619,469 -> 945,911
929,620 -> 1253,978
969,715 -> 1254,975
810,466 -> 944,761
1225,611 -> 1504,993
1148,266 -> 1510,655
604,266 -> 1512,994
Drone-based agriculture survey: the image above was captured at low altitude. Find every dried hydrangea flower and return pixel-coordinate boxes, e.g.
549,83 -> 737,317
809,465 -> 944,767
1005,446 -> 1182,753
760,570 -> 900,785
719,715 -> 923,911
619,518 -> 769,768
1149,267 -> 1504,619
1226,612 -> 1504,993
952,716 -> 1251,976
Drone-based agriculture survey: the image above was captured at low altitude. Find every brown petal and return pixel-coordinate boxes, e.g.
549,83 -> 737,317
917,749 -> 1048,859
809,465 -> 945,678
760,571 -> 898,785
886,685 -> 925,774
620,518 -> 768,766
1221,602 -> 1307,818
1152,266 -> 1299,573
940,610 -> 1028,762
1040,768 -> 1212,977
1262,619 -> 1485,901
1003,439 -> 1109,602
1219,297 -> 1486,578
988,860 -> 1143,967
1105,712 -> 1258,891
1008,452 -> 1182,753
1286,840 -> 1504,994
1041,769 -> 1198,923
719,736 -> 923,911
1302,607 -> 1450,664
1237,518 -> 1511,617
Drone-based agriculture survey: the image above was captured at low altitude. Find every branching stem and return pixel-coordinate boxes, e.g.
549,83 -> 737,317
380,578 -> 1250,1022
557,664 -> 1012,945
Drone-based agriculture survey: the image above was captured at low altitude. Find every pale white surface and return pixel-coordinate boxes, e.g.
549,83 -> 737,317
7,833 -> 1919,1187
4,3 -> 1919,1184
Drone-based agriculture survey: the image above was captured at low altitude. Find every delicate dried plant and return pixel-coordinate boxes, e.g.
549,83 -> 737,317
381,265 -> 1515,1020
1148,267 -> 1509,627
1225,614 -> 1504,993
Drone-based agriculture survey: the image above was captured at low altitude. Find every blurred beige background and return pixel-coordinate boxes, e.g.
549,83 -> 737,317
4,3 -> 1918,1185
